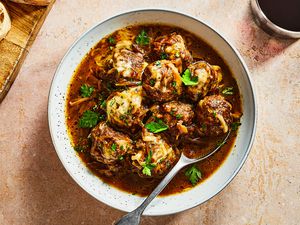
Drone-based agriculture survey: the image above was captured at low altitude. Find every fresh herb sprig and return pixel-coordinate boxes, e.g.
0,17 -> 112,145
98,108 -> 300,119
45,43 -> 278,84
185,165 -> 202,185
78,110 -> 103,128
80,84 -> 94,97
181,69 -> 198,86
108,36 -> 115,45
231,122 -> 241,131
145,119 -> 168,133
142,150 -> 156,176
222,86 -> 234,95
136,30 -> 150,46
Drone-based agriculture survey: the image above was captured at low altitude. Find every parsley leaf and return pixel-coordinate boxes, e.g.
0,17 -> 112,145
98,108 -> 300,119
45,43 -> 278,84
176,114 -> 183,119
108,36 -> 115,44
111,143 -> 117,151
212,111 -> 217,117
231,122 -> 241,131
161,52 -> 168,59
80,84 -> 94,97
185,165 -> 202,186
145,119 -> 169,133
142,150 -> 156,176
74,145 -> 85,153
100,100 -> 106,108
136,30 -> 150,46
154,61 -> 161,67
149,79 -> 156,86
142,164 -> 156,176
181,69 -> 198,86
222,87 -> 234,95
78,110 -> 101,128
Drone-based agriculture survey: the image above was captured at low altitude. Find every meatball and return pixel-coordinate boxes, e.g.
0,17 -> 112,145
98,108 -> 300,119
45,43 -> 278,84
153,33 -> 192,72
90,122 -> 133,170
185,61 -> 222,101
131,129 -> 178,177
142,60 -> 182,102
196,95 -> 232,136
113,40 -> 148,86
151,101 -> 194,138
106,86 -> 147,131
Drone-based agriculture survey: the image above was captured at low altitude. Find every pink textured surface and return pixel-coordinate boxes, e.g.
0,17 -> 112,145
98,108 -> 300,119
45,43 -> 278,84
0,1 -> 300,224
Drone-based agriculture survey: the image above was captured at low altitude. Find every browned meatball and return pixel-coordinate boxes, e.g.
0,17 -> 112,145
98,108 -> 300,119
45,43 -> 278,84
106,86 -> 147,131
153,33 -> 193,72
142,60 -> 182,102
151,101 -> 194,138
113,40 -> 148,86
185,61 -> 222,101
131,129 -> 178,178
196,95 -> 232,136
90,122 -> 133,172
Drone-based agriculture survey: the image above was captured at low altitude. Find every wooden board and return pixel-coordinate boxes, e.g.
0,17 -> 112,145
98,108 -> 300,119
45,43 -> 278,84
0,0 -> 55,103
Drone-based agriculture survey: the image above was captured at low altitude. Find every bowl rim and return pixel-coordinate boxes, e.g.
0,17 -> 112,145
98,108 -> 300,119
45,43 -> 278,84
48,8 -> 258,215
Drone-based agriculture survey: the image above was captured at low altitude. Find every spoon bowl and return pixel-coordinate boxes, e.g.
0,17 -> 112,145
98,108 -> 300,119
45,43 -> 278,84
115,131 -> 231,225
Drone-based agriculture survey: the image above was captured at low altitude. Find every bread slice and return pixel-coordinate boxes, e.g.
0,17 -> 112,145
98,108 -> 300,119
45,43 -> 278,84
8,0 -> 51,6
0,2 -> 11,41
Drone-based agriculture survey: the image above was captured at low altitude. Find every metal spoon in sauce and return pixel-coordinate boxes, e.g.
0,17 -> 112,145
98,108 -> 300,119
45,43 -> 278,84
114,130 -> 231,225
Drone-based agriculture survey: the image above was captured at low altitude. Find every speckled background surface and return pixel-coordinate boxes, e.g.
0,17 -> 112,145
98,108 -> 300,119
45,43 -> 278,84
0,0 -> 299,224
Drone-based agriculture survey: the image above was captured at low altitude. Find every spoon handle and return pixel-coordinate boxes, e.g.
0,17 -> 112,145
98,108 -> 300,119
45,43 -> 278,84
114,154 -> 190,225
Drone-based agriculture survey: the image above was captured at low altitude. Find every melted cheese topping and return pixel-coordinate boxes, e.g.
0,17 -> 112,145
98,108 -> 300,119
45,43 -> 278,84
132,130 -> 174,166
107,86 -> 143,127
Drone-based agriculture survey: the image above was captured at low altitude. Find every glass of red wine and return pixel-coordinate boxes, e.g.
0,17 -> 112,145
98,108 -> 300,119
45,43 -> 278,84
251,0 -> 300,38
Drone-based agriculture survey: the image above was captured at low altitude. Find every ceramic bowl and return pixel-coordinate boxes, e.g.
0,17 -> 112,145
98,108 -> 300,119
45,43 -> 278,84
48,9 -> 257,216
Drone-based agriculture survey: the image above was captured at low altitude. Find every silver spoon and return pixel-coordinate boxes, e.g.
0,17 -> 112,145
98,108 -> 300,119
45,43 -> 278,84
114,130 -> 231,225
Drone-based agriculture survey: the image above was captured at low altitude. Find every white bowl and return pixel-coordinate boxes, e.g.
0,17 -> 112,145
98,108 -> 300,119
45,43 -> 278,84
48,9 -> 257,216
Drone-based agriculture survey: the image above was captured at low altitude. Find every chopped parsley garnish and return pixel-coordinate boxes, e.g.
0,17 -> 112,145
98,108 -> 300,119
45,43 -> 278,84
111,143 -> 117,151
100,100 -> 106,108
161,52 -> 168,59
149,79 -> 156,86
201,123 -> 207,130
137,81 -> 143,86
74,145 -> 85,153
176,114 -> 183,119
175,52 -> 180,58
145,119 -> 169,133
231,122 -> 241,131
78,110 -> 102,128
172,81 -> 177,87
136,30 -> 150,46
181,69 -> 198,86
213,111 -> 217,117
109,99 -> 116,107
142,150 -> 156,176
80,84 -> 94,97
108,36 -> 115,44
222,86 -> 234,95
154,61 -> 161,67
118,155 -> 124,160
185,165 -> 202,186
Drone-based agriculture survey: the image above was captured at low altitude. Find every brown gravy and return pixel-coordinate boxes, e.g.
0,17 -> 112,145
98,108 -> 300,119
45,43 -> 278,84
66,25 -> 242,196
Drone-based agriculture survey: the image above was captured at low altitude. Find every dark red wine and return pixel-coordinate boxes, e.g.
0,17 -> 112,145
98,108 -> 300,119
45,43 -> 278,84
258,0 -> 300,31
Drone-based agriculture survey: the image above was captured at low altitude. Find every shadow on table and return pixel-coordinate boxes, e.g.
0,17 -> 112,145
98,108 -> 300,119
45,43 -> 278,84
20,107 -> 231,225
236,4 -> 298,69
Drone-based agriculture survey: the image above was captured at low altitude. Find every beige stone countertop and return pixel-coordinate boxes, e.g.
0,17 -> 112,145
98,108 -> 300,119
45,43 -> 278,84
0,0 -> 299,224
